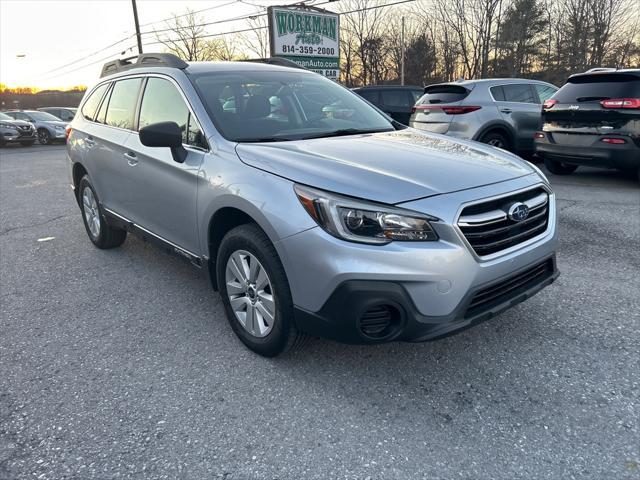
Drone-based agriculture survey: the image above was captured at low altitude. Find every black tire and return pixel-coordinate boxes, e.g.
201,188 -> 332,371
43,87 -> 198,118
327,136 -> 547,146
20,141 -> 35,147
78,175 -> 126,249
543,157 -> 579,175
479,130 -> 511,150
216,223 -> 308,357
37,128 -> 51,145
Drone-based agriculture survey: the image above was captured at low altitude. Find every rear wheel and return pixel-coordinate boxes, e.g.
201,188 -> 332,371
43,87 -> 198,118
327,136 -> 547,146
78,175 -> 126,249
479,130 -> 511,151
543,157 -> 579,175
217,223 -> 307,357
37,128 -> 51,145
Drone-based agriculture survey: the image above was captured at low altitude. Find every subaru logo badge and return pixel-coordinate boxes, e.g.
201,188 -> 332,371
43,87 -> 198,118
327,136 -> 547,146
508,202 -> 529,222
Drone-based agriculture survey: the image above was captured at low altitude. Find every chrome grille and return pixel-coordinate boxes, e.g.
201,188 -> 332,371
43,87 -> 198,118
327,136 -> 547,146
458,187 -> 549,256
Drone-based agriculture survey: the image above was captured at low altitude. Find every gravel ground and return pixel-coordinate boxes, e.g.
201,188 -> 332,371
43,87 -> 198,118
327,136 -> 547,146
1,144 -> 639,480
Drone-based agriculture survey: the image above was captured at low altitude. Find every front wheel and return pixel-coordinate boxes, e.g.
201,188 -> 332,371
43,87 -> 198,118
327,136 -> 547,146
37,128 -> 51,145
543,157 -> 579,175
217,223 -> 307,357
78,175 -> 126,249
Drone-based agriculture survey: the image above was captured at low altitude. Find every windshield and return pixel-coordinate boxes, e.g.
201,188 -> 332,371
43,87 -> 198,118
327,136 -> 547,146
27,111 -> 62,121
0,112 -> 12,121
189,70 -> 394,142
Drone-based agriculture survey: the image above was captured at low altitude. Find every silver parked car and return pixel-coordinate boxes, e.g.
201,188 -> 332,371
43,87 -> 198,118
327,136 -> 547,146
410,79 -> 558,154
0,111 -> 36,147
68,54 -> 558,356
38,107 -> 77,122
4,109 -> 68,144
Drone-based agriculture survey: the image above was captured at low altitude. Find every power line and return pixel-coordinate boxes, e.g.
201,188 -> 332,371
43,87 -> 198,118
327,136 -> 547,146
138,0 -> 241,28
38,0 -> 415,82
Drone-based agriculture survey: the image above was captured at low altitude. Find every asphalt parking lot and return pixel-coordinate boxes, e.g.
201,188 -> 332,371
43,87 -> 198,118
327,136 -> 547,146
1,144 -> 639,480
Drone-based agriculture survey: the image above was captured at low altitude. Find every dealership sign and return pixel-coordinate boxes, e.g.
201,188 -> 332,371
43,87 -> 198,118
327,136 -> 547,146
267,6 -> 340,79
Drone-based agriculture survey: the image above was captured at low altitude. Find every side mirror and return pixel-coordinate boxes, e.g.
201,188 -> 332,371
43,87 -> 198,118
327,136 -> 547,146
139,121 -> 187,163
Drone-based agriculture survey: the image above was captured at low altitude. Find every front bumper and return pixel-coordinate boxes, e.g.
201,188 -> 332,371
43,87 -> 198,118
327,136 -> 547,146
295,256 -> 558,343
535,134 -> 640,169
2,129 -> 36,142
276,175 -> 558,344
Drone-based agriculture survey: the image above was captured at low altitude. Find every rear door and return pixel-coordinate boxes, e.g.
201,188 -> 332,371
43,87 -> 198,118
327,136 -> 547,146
492,83 -> 540,150
84,77 -> 143,217
542,72 -> 640,145
410,84 -> 470,134
123,76 -> 206,254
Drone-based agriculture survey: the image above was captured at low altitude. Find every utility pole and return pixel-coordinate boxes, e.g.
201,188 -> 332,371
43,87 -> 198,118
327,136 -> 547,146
400,16 -> 405,86
132,0 -> 143,55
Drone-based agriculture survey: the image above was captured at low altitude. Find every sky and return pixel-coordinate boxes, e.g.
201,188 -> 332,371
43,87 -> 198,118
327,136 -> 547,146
0,0 -> 282,90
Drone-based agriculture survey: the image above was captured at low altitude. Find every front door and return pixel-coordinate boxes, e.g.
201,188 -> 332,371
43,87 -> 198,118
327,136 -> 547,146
122,76 -> 206,254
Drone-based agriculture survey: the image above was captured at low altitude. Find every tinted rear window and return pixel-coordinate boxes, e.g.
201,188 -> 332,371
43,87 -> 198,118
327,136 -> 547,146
418,85 -> 469,104
555,73 -> 640,103
81,83 -> 109,122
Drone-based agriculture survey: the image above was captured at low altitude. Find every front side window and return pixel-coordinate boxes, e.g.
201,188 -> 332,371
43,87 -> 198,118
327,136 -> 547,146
81,83 -> 109,121
105,78 -> 142,130
190,70 -> 394,142
502,84 -> 537,103
139,77 -> 205,148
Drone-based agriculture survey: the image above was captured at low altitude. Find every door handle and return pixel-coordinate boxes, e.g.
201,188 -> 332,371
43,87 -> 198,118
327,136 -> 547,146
85,136 -> 95,147
124,152 -> 138,166
500,108 -> 512,114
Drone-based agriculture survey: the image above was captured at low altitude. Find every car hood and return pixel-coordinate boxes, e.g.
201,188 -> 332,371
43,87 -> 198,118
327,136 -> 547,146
42,120 -> 67,127
235,130 -> 535,204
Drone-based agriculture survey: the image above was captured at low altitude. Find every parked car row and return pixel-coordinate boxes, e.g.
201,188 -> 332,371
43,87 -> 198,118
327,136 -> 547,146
0,108 -> 76,147
354,69 -> 639,181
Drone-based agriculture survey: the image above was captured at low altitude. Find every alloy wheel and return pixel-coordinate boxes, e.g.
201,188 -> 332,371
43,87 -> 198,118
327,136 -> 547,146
82,186 -> 100,239
225,250 -> 275,338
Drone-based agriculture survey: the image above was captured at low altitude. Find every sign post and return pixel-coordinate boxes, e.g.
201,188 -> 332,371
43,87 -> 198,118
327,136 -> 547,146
267,5 -> 340,80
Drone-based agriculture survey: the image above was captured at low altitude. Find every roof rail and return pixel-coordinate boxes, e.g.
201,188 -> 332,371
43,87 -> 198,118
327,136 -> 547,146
585,67 -> 617,73
241,57 -> 309,70
100,53 -> 188,78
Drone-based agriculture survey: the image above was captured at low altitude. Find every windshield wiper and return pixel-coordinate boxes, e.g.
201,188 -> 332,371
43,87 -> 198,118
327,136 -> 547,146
298,128 -> 394,140
236,137 -> 292,143
576,96 -> 610,102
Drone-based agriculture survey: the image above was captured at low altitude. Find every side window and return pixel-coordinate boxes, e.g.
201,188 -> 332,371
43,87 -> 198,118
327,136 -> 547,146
490,85 -> 505,101
105,78 -> 141,130
502,84 -> 537,103
139,77 -> 205,148
534,84 -> 557,103
358,90 -> 380,105
410,90 -> 423,103
96,85 -> 112,124
81,83 -> 109,121
381,89 -> 411,108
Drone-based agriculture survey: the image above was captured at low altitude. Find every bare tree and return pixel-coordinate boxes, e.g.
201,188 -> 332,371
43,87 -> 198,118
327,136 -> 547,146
155,9 -> 223,61
240,15 -> 270,59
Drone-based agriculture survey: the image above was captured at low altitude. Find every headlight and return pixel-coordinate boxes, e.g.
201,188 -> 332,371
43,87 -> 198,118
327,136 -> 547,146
529,162 -> 550,184
294,185 -> 439,244
0,123 -> 18,130
54,125 -> 65,131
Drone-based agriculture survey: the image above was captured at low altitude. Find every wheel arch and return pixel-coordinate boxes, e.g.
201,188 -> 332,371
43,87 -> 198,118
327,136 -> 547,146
72,162 -> 89,206
473,121 -> 516,148
205,199 -> 281,291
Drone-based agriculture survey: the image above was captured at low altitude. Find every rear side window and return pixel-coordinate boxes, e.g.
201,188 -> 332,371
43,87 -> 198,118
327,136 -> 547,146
139,77 -> 205,148
381,90 -> 412,107
501,84 -> 537,103
534,84 -> 557,103
418,85 -> 469,104
105,78 -> 142,130
554,74 -> 640,103
81,83 -> 109,121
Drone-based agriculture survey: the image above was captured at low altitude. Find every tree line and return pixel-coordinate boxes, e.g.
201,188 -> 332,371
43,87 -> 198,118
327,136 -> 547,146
152,0 -> 639,87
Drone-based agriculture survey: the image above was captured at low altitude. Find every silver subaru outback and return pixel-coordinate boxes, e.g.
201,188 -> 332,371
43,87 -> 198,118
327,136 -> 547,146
67,54 -> 558,357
